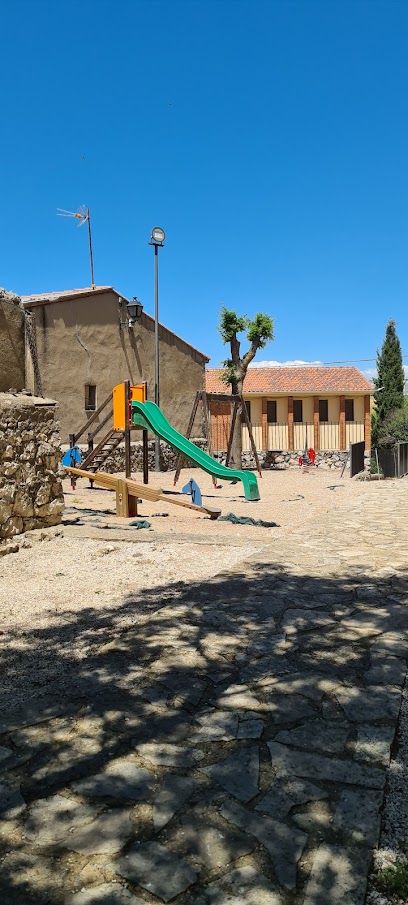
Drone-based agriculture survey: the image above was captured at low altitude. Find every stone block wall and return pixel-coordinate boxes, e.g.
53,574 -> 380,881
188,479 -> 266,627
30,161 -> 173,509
67,440 -> 369,477
238,449 -> 370,471
0,393 -> 65,540
0,288 -> 25,392
71,438 -> 208,475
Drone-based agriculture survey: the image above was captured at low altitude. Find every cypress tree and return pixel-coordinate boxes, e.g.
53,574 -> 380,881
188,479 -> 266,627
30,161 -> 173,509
373,319 -> 404,424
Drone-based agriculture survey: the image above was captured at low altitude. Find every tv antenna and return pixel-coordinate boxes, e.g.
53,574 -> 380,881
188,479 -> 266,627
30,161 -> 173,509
57,205 -> 95,289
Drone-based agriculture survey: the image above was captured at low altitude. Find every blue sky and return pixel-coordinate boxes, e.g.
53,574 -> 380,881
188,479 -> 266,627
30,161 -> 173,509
1,0 -> 407,378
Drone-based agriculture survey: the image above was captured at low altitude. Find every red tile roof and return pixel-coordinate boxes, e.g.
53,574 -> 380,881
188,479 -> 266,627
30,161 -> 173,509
206,366 -> 373,394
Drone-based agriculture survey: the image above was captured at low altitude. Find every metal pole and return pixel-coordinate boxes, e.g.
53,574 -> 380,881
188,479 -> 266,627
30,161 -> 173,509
87,210 -> 95,289
154,244 -> 160,471
124,380 -> 131,479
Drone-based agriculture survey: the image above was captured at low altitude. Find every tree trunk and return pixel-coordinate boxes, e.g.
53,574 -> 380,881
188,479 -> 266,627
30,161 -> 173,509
230,380 -> 244,468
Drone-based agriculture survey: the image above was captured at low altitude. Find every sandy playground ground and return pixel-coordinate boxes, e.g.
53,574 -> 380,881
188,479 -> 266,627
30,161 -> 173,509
0,465 -> 368,641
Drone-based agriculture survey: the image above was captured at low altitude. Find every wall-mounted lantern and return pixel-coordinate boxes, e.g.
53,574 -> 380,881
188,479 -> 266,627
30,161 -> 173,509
119,296 -> 143,331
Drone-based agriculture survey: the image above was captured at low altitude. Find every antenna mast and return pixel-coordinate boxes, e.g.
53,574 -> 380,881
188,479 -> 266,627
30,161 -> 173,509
57,205 -> 96,289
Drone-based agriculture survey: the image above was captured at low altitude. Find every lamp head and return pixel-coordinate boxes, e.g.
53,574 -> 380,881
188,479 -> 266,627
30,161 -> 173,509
150,226 -> 165,245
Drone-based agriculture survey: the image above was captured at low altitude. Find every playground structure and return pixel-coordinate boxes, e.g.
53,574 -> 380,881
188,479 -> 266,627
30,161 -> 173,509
64,466 -> 222,519
64,381 -> 261,518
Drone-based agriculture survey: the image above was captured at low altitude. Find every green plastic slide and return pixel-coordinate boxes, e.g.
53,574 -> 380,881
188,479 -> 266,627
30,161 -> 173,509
131,400 -> 260,502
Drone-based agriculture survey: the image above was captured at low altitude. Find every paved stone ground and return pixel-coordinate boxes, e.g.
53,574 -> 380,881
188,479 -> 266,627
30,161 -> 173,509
0,478 -> 407,904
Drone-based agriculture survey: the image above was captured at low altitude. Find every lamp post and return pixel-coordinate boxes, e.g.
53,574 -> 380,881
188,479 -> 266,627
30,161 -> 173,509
149,226 -> 165,471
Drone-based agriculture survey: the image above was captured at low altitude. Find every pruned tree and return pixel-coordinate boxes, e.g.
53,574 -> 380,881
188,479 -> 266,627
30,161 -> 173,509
372,320 -> 405,446
219,307 -> 274,467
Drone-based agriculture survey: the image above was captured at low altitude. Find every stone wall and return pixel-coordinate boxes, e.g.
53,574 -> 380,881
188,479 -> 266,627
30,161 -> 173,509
0,393 -> 65,540
70,438 -> 208,475
237,449 -> 370,471
67,440 -> 368,476
0,288 -> 25,392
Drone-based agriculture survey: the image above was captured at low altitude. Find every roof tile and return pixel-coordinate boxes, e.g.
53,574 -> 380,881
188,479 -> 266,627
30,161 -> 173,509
206,367 -> 373,394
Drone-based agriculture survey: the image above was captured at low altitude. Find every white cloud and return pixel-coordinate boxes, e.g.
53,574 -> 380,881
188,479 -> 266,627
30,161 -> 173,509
249,359 -> 323,368
362,365 -> 408,389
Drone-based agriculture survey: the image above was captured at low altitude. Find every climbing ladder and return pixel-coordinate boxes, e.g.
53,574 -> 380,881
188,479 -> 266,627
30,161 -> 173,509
80,428 -> 125,472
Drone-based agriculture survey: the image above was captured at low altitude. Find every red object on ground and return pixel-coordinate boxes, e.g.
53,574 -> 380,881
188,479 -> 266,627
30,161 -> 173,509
308,448 -> 316,464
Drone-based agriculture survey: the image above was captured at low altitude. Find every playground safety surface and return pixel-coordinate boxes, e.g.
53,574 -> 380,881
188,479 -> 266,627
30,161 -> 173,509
0,470 -> 407,904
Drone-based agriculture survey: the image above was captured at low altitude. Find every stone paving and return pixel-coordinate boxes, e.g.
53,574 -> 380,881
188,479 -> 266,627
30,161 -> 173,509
0,478 -> 407,904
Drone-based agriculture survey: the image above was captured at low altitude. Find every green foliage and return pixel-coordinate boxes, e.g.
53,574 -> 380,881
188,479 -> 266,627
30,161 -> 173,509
376,405 -> 408,449
370,456 -> 380,475
377,857 -> 408,897
220,359 -> 238,387
218,308 -> 274,350
218,308 -> 247,343
246,312 -> 274,347
374,320 -> 405,423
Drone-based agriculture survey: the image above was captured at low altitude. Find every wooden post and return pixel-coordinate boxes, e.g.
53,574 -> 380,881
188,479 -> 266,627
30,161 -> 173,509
339,395 -> 346,450
226,401 -> 239,467
313,396 -> 320,451
124,380 -> 131,478
173,392 -> 201,484
364,394 -> 371,451
287,396 -> 294,450
143,429 -> 149,484
239,395 -> 262,476
116,479 -> 128,517
116,479 -> 138,517
201,391 -> 213,457
261,398 -> 268,451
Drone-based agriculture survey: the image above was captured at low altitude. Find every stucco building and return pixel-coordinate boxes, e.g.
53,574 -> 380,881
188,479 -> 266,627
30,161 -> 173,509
206,366 -> 373,452
0,289 -> 26,392
21,286 -> 209,441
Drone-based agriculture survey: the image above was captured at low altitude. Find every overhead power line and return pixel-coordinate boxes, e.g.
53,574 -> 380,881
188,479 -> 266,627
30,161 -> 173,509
320,355 -> 408,365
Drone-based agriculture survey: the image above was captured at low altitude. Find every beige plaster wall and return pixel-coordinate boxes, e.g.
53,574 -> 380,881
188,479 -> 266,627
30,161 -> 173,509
248,397 -> 262,424
0,298 -> 25,392
275,397 -> 288,422
295,396 -> 314,422
327,396 -> 340,421
28,291 -> 207,441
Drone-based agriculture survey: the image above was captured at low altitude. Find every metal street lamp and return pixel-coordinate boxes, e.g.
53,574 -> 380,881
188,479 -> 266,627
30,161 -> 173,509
149,226 -> 165,471
118,296 -> 143,331
127,297 -> 144,326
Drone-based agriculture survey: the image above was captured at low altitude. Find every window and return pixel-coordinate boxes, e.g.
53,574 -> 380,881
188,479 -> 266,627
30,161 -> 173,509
85,384 -> 97,411
345,399 -> 354,422
293,400 -> 303,423
241,400 -> 251,423
319,399 -> 329,422
267,401 -> 277,424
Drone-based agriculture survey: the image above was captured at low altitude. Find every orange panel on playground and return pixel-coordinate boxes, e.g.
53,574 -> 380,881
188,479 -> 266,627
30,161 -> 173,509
113,382 -> 147,429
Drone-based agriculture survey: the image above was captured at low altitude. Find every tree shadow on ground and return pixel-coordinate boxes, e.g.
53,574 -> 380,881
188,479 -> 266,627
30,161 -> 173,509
0,558 -> 407,904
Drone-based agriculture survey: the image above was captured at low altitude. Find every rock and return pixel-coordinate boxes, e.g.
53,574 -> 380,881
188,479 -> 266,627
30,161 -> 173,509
203,747 -> 259,802
62,808 -> 134,855
153,775 -> 198,831
65,885 -> 145,904
303,843 -> 372,904
71,762 -> 154,801
0,782 -> 26,818
267,742 -> 386,789
197,865 -> 283,904
220,799 -> 307,889
24,795 -> 99,845
115,841 -> 198,902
